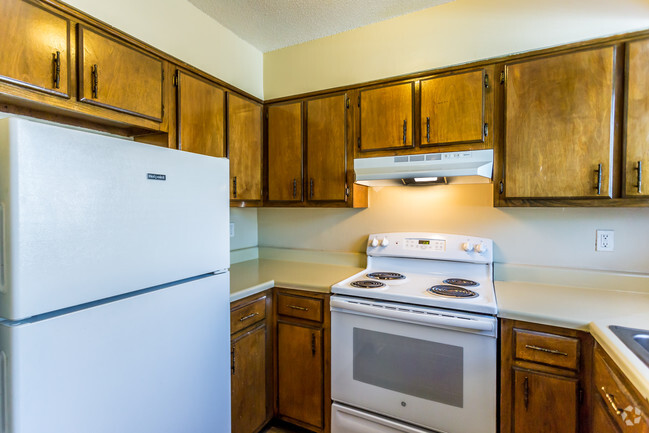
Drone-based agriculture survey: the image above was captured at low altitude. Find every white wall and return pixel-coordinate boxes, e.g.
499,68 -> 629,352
65,0 -> 263,98
258,185 -> 649,273
263,0 -> 649,99
230,208 -> 258,251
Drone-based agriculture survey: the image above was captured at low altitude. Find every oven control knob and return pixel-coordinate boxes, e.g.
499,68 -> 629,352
474,242 -> 488,254
462,242 -> 474,252
370,237 -> 379,247
380,237 -> 390,247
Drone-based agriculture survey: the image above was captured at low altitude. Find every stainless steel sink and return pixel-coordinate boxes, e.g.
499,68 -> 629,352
609,325 -> 649,367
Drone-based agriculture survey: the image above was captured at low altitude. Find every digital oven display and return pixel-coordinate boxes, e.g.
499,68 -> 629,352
418,240 -> 430,245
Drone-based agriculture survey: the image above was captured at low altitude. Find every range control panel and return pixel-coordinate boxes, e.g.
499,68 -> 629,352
366,232 -> 493,264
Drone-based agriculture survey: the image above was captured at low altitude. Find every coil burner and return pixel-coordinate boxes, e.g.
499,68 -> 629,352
427,285 -> 478,298
442,278 -> 479,287
366,272 -> 406,280
350,280 -> 386,289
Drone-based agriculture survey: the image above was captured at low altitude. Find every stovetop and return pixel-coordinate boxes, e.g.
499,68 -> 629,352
331,233 -> 497,315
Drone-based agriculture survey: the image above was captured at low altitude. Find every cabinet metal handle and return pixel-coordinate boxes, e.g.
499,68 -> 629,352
426,117 -> 430,143
311,333 -> 316,356
595,163 -> 603,195
635,160 -> 642,194
289,305 -> 308,311
310,178 -> 314,199
231,346 -> 235,375
292,178 -> 297,199
484,73 -> 489,89
91,64 -> 99,98
239,312 -> 258,322
232,176 -> 237,198
525,344 -> 568,356
602,387 -> 622,415
524,376 -> 529,410
402,120 -> 407,145
52,51 -> 61,89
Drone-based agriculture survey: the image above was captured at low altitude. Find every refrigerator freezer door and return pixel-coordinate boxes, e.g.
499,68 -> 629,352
0,272 -> 230,433
0,117 -> 229,319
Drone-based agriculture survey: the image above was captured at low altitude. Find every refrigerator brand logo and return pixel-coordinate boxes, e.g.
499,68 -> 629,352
147,173 -> 166,181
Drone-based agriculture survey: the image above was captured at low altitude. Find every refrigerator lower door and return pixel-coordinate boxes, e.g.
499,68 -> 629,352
332,403 -> 433,433
0,272 -> 230,433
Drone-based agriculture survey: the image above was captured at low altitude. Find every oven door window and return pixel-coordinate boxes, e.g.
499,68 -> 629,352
353,328 -> 463,407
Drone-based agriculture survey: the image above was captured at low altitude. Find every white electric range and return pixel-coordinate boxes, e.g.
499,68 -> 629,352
330,232 -> 498,433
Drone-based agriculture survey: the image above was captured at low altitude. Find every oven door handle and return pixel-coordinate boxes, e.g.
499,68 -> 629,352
331,298 -> 495,333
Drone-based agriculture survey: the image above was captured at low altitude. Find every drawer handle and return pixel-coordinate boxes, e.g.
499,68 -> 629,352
52,51 -> 61,89
525,344 -> 568,356
239,312 -> 259,322
635,160 -> 642,194
602,387 -> 622,415
595,163 -> 603,195
289,305 -> 309,311
91,64 -> 99,98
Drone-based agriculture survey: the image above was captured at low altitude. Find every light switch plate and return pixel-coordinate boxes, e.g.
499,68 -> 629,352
230,222 -> 235,238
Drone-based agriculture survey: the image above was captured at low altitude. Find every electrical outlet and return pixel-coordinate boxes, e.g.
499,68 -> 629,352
230,222 -> 235,238
596,230 -> 614,252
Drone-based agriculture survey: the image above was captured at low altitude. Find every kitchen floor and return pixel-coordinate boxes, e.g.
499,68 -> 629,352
261,421 -> 312,433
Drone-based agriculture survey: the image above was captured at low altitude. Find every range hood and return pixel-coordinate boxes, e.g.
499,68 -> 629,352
354,149 -> 493,186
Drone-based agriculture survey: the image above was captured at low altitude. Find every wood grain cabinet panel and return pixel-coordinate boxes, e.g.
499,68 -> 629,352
513,369 -> 578,433
231,325 -> 268,433
625,38 -> 649,197
277,322 -> 324,429
306,94 -> 348,202
267,102 -> 303,201
503,46 -> 616,199
420,69 -> 486,146
359,82 -> 414,152
228,93 -> 263,201
176,70 -> 225,157
78,26 -> 163,121
0,0 -> 70,98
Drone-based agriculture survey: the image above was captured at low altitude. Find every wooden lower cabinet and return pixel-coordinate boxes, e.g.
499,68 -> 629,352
500,319 -> 593,433
275,288 -> 330,433
231,292 -> 272,433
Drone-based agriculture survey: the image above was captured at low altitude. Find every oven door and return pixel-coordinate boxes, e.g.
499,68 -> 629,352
331,295 -> 497,433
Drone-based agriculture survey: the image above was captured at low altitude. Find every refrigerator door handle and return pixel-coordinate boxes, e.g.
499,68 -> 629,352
1,351 -> 7,433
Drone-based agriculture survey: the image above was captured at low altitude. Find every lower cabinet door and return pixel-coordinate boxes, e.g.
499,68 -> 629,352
513,369 -> 578,433
231,324 -> 267,433
277,322 -> 323,428
593,395 -> 623,433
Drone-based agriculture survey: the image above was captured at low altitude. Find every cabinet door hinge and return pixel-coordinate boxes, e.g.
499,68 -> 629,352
357,137 -> 361,150
579,388 -> 583,405
345,184 -> 350,197
357,95 -> 361,107
346,98 -> 350,109
484,73 -> 489,89
161,69 -> 165,82
484,123 -> 488,137
500,71 -> 505,85
173,71 -> 179,87
162,104 -> 165,116
499,180 -> 504,194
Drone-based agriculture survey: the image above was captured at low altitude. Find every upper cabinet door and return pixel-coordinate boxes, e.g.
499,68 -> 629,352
306,94 -> 348,202
359,82 -> 414,152
420,69 -> 486,146
503,47 -> 616,199
624,38 -> 649,198
176,70 -> 225,157
0,0 -> 70,98
267,102 -> 303,202
228,93 -> 263,201
78,26 -> 163,121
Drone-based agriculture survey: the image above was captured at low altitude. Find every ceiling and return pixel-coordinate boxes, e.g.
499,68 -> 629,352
187,0 -> 455,52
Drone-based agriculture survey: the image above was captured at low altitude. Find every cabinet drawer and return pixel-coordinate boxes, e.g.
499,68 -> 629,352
230,297 -> 266,334
593,347 -> 649,433
277,293 -> 323,322
514,328 -> 579,370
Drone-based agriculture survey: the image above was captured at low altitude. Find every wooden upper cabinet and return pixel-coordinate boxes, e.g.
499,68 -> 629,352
228,93 -> 262,201
503,46 -> 616,199
306,94 -> 348,202
420,69 -> 486,146
176,71 -> 225,157
268,102 -> 303,202
625,38 -> 649,198
78,26 -> 163,121
0,0 -> 70,98
359,82 -> 414,152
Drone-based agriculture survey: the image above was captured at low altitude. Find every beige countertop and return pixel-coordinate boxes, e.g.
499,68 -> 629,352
230,258 -> 363,303
229,253 -> 649,402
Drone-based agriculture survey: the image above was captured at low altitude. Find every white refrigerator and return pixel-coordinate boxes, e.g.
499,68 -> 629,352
0,117 -> 231,433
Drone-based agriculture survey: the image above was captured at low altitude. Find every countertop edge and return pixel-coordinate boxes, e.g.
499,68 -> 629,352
229,281 -> 274,303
